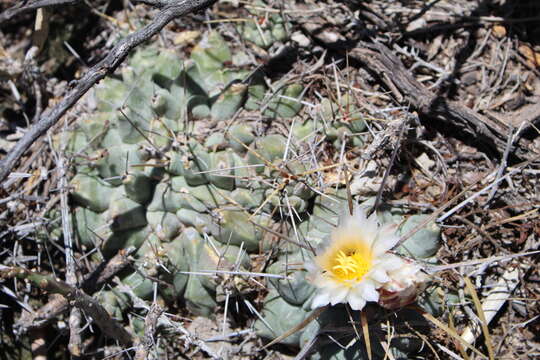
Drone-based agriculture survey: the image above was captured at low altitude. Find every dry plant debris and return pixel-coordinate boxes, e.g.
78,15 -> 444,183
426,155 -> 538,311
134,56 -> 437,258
1,0 -> 539,359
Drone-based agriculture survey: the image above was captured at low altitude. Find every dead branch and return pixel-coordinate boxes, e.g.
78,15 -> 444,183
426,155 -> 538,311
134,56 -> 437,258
0,0 -> 82,26
349,42 -> 535,161
1,267 -> 134,346
14,247 -> 135,335
0,0 -> 217,184
134,304 -> 164,360
55,138 -> 83,357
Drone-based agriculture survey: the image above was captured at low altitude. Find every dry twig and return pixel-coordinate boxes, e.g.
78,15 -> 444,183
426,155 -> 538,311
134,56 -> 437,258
54,128 -> 83,356
14,247 -> 135,334
0,0 -> 82,26
349,42 -> 535,161
134,304 -> 164,360
1,267 -> 134,346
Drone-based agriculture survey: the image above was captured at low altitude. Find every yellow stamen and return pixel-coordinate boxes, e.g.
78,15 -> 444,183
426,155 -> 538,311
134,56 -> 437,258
330,248 -> 372,283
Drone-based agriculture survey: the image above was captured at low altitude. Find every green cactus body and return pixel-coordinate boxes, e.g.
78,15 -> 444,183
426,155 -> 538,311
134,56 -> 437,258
311,192 -> 348,234
238,3 -> 289,49
122,271 -> 155,300
94,78 -> 128,112
95,143 -> 145,186
65,26 -> 444,357
263,84 -> 304,119
53,128 -> 89,155
179,228 -> 219,316
248,134 -> 287,174
176,208 -> 215,234
267,250 -> 315,306
74,207 -> 109,248
148,181 -> 203,213
244,73 -> 267,111
183,141 -> 212,186
191,32 -> 232,73
169,177 -> 209,212
171,173 -> 232,210
227,123 -> 255,152
292,119 -> 316,140
160,234 -> 190,300
71,174 -> 115,212
207,150 -> 236,190
101,225 -> 151,258
231,188 -> 264,209
204,132 -> 226,148
106,196 -> 147,232
96,290 -> 129,320
397,214 -> 441,259
213,210 -> 277,252
123,172 -> 154,204
231,152 -> 259,188
254,287 -> 313,346
146,211 -> 182,241
210,82 -> 248,121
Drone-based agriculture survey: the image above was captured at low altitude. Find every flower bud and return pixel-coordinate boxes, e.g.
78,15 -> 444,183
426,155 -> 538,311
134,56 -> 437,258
378,259 -> 427,310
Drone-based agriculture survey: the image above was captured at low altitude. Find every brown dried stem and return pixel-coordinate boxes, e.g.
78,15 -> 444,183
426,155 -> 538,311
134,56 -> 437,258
1,266 -> 134,346
14,247 -> 135,334
134,304 -> 164,360
349,42 -> 535,161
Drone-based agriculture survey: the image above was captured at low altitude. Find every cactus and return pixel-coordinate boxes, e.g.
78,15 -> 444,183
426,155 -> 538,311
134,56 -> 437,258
396,214 -> 441,259
66,24 -> 443,358
254,286 -> 314,346
238,0 -> 289,49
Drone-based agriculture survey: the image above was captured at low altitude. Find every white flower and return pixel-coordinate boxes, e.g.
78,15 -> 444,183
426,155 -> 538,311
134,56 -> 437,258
306,207 -> 404,311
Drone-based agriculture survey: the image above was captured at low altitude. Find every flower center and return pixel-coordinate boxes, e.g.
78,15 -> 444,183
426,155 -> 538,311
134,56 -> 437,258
331,249 -> 372,283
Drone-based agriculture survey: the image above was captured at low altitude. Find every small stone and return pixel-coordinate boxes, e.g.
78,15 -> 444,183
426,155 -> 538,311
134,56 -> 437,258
291,31 -> 310,47
416,152 -> 435,170
492,24 -> 507,38
173,30 -> 201,45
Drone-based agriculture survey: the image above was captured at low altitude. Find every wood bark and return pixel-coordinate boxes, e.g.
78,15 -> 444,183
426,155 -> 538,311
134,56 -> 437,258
349,42 -> 536,161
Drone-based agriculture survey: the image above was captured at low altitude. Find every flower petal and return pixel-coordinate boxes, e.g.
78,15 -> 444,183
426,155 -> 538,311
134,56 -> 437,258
357,280 -> 379,302
370,268 -> 390,283
347,293 -> 367,311
376,253 -> 404,271
311,292 -> 331,309
372,233 -> 399,256
330,286 -> 350,306
305,204 -> 408,311
316,276 -> 344,291
359,211 -> 379,246
352,207 -> 368,224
